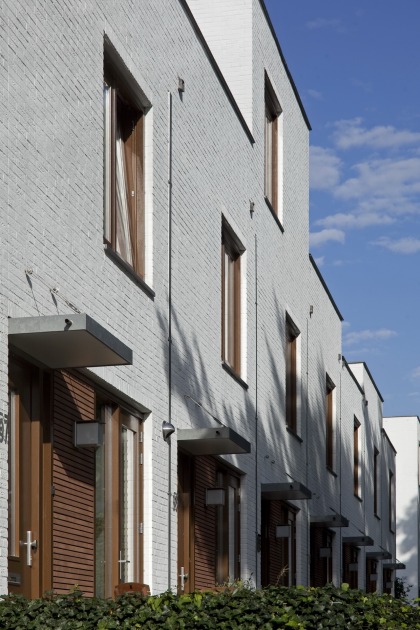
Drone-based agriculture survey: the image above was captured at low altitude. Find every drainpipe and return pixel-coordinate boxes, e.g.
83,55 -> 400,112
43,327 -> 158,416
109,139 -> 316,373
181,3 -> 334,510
167,89 -> 173,592
254,234 -> 259,585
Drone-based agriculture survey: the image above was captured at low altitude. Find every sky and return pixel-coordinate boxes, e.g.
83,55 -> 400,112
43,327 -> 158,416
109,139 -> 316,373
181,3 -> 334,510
264,0 -> 420,417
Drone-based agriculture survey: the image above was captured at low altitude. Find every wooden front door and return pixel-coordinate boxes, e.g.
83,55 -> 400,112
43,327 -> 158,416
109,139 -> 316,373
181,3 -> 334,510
8,360 -> 51,598
96,404 -> 143,598
177,452 -> 194,593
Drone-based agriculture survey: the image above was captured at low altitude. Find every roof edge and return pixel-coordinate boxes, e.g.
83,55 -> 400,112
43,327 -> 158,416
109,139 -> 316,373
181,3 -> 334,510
259,0 -> 311,131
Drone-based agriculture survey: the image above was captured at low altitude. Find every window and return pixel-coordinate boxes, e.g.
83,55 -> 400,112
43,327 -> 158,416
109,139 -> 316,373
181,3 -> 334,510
216,469 -> 240,584
353,417 -> 361,497
388,469 -> 395,532
373,447 -> 379,516
286,315 -> 300,434
264,74 -> 282,217
326,375 -> 335,470
221,219 -> 244,376
104,62 -> 145,277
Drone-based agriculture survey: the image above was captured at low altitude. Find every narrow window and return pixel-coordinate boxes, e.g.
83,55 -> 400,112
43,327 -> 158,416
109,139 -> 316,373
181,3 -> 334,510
286,315 -> 300,433
221,219 -> 244,376
216,470 -> 240,584
104,64 -> 145,277
326,376 -> 335,471
373,447 -> 379,516
353,418 -> 361,497
389,470 -> 395,532
264,74 -> 282,218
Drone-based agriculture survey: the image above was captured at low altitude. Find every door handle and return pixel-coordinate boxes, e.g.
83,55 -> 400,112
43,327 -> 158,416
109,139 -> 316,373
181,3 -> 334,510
179,566 -> 188,591
118,550 -> 131,580
20,531 -> 37,567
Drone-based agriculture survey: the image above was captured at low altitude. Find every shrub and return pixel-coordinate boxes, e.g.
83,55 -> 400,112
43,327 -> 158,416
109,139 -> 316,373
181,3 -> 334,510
0,584 -> 419,629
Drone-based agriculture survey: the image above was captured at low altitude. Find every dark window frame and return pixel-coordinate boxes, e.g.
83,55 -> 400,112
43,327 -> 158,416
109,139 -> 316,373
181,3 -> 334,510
285,315 -> 300,434
264,74 -> 281,215
353,417 -> 361,498
326,375 -> 335,471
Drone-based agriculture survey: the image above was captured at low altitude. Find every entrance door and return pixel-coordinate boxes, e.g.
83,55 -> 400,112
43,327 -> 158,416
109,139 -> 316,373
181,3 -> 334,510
96,405 -> 143,598
177,452 -> 193,593
8,360 -> 50,598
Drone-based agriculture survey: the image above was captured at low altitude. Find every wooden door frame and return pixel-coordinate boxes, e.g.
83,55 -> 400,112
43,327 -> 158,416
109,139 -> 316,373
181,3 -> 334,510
103,404 -> 143,598
177,452 -> 195,593
8,358 -> 52,598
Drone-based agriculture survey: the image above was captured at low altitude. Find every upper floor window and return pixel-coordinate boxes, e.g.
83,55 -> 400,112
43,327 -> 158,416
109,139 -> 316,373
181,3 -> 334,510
221,219 -> 244,377
326,375 -> 335,471
286,314 -> 300,434
264,74 -> 283,220
388,469 -> 395,532
104,63 -> 145,278
353,417 -> 361,498
373,447 -> 380,516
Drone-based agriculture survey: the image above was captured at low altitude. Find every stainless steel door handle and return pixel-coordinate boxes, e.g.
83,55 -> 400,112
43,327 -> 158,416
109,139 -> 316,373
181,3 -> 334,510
20,531 -> 37,567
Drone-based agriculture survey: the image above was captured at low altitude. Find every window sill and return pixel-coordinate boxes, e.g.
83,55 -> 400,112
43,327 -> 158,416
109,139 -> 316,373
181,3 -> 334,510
221,362 -> 249,390
105,245 -> 155,299
354,494 -> 363,503
374,513 -> 381,521
286,426 -> 303,443
264,196 -> 284,233
326,466 -> 337,478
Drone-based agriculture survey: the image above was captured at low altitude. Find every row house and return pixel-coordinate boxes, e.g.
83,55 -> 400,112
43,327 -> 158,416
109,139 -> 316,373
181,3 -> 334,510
1,0 -> 400,598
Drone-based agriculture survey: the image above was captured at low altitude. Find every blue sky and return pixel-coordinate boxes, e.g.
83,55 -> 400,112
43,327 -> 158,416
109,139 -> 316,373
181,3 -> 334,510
264,0 -> 420,416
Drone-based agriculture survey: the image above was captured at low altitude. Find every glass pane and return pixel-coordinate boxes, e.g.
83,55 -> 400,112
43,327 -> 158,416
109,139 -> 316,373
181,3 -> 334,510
103,85 -> 112,242
116,118 -> 134,266
120,426 -> 135,583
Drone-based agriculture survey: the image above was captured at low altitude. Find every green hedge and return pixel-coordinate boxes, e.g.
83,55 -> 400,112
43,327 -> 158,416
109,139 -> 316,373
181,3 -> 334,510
0,584 -> 419,629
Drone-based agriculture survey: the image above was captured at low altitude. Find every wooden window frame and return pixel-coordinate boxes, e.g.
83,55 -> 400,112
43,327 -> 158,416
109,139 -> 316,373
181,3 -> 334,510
285,315 -> 300,434
221,220 -> 244,377
264,75 -> 281,215
104,64 -> 145,278
353,417 -> 361,498
326,375 -> 335,471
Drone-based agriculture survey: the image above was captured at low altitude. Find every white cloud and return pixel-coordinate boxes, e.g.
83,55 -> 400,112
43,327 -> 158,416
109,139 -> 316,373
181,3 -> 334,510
307,89 -> 323,101
334,157 -> 420,201
332,118 -> 420,150
411,367 -> 420,380
343,328 -> 397,347
313,256 -> 324,267
316,212 -> 395,229
371,236 -> 420,254
310,146 -> 342,190
310,229 -> 345,248
305,17 -> 342,31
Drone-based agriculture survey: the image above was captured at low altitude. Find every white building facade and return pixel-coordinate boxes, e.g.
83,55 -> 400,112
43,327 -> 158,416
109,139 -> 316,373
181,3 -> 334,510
383,416 -> 420,600
1,0 -> 399,598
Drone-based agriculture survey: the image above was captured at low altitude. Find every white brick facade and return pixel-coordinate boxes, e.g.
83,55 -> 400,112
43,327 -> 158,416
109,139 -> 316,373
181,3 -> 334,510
1,0 -> 398,597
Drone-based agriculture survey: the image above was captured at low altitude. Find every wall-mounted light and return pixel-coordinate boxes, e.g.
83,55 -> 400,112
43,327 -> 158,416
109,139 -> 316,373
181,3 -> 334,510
250,201 -> 255,218
275,525 -> 290,539
178,77 -> 185,93
205,487 -> 225,506
74,421 -> 103,448
162,421 -> 176,441
320,547 -> 332,558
